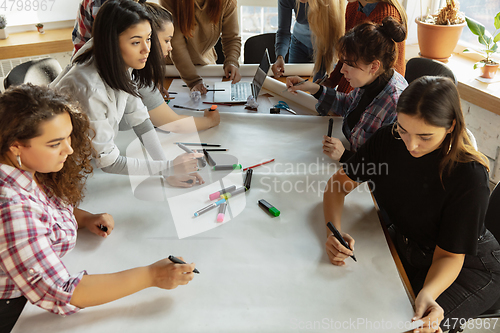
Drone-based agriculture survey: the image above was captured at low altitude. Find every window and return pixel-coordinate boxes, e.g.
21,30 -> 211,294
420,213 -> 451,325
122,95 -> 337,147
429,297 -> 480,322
457,0 -> 500,47
0,0 -> 78,27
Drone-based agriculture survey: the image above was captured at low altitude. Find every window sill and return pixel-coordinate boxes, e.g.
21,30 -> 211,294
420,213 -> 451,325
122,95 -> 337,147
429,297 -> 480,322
0,27 -> 73,60
405,44 -> 500,116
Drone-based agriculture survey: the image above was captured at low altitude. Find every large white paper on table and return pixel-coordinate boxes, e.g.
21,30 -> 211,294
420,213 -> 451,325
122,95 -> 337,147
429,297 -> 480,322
164,63 -> 315,77
262,76 -> 318,112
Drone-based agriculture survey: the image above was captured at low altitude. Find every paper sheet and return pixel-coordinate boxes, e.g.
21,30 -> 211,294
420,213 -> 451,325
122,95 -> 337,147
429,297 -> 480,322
164,63 -> 315,78
262,76 -> 318,112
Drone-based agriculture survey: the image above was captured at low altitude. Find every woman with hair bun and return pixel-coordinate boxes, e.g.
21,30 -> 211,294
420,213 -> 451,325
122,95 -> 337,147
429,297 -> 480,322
286,17 -> 408,162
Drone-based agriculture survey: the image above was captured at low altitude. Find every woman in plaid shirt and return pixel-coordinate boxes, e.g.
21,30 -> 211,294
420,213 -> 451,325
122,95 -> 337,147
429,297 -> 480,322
0,85 -> 196,332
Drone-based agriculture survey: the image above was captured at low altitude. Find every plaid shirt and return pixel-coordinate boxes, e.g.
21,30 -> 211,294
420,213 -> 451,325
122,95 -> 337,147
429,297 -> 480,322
0,164 -> 85,316
315,71 -> 407,151
72,0 -> 108,54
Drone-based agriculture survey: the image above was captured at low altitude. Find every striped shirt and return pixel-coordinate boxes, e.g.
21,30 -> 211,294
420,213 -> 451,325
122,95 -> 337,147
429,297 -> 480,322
0,164 -> 84,315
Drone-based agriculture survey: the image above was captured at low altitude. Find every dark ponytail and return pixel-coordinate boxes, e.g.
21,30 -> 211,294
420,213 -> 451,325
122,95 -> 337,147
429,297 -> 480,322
336,17 -> 407,73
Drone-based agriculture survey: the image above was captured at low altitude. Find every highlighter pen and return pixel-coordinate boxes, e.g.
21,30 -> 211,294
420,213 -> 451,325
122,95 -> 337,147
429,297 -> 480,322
168,255 -> 200,274
327,118 -> 334,137
258,199 -> 280,217
220,186 -> 247,200
177,143 -> 207,168
203,149 -> 217,167
244,169 -> 253,190
194,198 -> 226,217
209,185 -> 237,200
217,202 -> 227,222
326,222 -> 357,262
213,164 -> 242,171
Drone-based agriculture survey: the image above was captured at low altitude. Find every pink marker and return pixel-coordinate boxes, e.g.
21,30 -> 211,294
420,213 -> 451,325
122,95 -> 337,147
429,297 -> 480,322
217,202 -> 227,222
209,185 -> 236,201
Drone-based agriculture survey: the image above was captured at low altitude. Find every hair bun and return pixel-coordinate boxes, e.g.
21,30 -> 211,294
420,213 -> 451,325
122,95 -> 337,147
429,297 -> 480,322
380,16 -> 406,43
138,0 -> 147,4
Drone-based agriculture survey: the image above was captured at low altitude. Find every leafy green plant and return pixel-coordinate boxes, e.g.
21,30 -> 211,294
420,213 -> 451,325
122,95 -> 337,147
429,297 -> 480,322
0,15 -> 7,29
35,23 -> 44,28
464,12 -> 500,68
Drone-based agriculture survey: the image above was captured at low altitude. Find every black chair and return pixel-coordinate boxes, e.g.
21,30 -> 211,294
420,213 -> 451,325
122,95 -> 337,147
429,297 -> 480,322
243,33 -> 277,64
4,58 -> 62,89
214,38 -> 225,65
450,182 -> 500,333
405,57 -> 457,85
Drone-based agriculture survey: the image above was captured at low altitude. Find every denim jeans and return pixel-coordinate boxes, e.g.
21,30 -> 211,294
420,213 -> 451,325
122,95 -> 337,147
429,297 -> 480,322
391,228 -> 500,331
289,35 -> 325,82
0,296 -> 27,333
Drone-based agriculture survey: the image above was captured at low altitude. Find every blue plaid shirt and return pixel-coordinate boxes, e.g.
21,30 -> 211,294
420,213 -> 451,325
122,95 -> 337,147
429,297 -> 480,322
315,70 -> 407,151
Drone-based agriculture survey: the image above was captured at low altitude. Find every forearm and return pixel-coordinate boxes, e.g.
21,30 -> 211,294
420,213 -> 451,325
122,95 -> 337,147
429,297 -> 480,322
421,249 -> 465,300
323,170 -> 360,232
70,267 -> 152,308
73,208 -> 92,229
101,155 -> 173,176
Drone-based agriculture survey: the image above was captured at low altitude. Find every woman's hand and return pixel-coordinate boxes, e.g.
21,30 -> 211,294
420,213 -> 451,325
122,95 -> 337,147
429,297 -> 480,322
224,64 -> 241,83
285,76 -> 320,95
172,153 -> 204,175
413,290 -> 444,333
325,230 -> 355,266
272,56 -> 285,77
191,83 -> 208,95
323,136 -> 345,161
149,256 -> 196,290
74,208 -> 115,238
165,173 -> 204,188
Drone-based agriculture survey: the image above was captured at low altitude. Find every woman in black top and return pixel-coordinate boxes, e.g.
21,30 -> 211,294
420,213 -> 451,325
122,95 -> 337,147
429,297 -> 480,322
323,76 -> 500,332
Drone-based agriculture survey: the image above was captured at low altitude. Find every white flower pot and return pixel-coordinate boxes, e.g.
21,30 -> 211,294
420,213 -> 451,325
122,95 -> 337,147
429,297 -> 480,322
0,28 -> 8,40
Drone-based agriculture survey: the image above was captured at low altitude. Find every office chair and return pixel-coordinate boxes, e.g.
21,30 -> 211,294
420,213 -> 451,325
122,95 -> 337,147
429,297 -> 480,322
3,58 -> 62,89
405,57 -> 457,85
214,38 -> 225,65
244,33 -> 278,64
449,182 -> 500,333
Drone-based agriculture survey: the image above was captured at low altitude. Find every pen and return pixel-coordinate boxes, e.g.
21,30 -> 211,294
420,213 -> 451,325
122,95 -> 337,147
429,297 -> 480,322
194,198 -> 226,217
203,101 -> 233,106
175,143 -> 221,147
213,164 -> 242,171
209,185 -> 237,200
203,149 -> 217,166
168,92 -> 177,94
243,159 -> 275,171
327,118 -> 334,137
217,202 -> 227,222
258,199 -> 280,217
282,79 -> 308,92
199,148 -> 228,152
177,143 -> 207,168
206,89 -> 225,92
168,255 -> 200,274
244,169 -> 253,190
326,222 -> 357,262
99,224 -> 108,232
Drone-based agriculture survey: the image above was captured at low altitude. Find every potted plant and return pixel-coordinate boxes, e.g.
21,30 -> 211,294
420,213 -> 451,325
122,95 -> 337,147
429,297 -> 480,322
416,0 -> 466,61
36,23 -> 45,34
0,14 -> 7,40
464,12 -> 500,79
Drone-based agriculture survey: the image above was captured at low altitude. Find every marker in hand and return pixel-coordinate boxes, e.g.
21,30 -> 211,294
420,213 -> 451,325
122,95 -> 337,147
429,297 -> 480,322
326,222 -> 357,262
168,255 -> 200,274
327,118 -> 333,137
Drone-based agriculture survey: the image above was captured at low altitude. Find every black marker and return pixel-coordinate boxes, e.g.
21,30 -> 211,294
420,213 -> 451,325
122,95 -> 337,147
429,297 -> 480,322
182,179 -> 194,184
258,199 -> 280,217
327,118 -> 333,137
326,222 -> 357,262
203,149 -> 217,166
168,255 -> 200,274
99,224 -> 108,232
244,169 -> 253,190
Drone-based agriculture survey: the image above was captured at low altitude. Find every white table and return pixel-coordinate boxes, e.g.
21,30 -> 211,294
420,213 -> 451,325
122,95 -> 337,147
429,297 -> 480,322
13,113 -> 415,333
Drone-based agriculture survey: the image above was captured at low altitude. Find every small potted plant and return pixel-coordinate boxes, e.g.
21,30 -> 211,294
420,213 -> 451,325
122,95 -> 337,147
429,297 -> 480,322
416,0 -> 466,61
36,23 -> 45,34
0,14 -> 7,40
464,12 -> 500,79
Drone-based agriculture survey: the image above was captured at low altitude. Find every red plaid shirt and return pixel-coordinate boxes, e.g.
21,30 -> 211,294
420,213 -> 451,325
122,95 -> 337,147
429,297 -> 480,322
72,0 -> 107,54
0,164 -> 85,315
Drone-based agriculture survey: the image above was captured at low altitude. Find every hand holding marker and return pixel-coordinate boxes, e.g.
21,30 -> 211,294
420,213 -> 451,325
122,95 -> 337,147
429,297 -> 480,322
177,143 -> 207,168
327,118 -> 334,137
326,222 -> 357,262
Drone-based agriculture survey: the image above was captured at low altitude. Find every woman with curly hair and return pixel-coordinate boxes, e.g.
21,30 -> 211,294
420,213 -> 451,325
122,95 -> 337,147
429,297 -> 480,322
0,85 -> 196,332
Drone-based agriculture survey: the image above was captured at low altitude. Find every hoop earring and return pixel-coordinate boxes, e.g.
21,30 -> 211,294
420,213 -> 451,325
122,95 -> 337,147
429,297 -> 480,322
391,122 -> 402,140
16,155 -> 22,168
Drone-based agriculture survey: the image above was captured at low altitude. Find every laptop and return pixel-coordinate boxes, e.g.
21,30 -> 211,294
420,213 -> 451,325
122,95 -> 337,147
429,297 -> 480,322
213,49 -> 271,103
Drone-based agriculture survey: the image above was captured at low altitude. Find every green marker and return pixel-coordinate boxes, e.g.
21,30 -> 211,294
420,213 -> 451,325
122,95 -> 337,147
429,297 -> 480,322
259,199 -> 280,217
213,164 -> 242,171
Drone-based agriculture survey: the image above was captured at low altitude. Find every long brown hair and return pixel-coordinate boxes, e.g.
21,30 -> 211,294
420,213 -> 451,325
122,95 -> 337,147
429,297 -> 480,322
306,0 -> 346,76
175,0 -> 222,38
0,84 -> 94,206
396,76 -> 489,182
